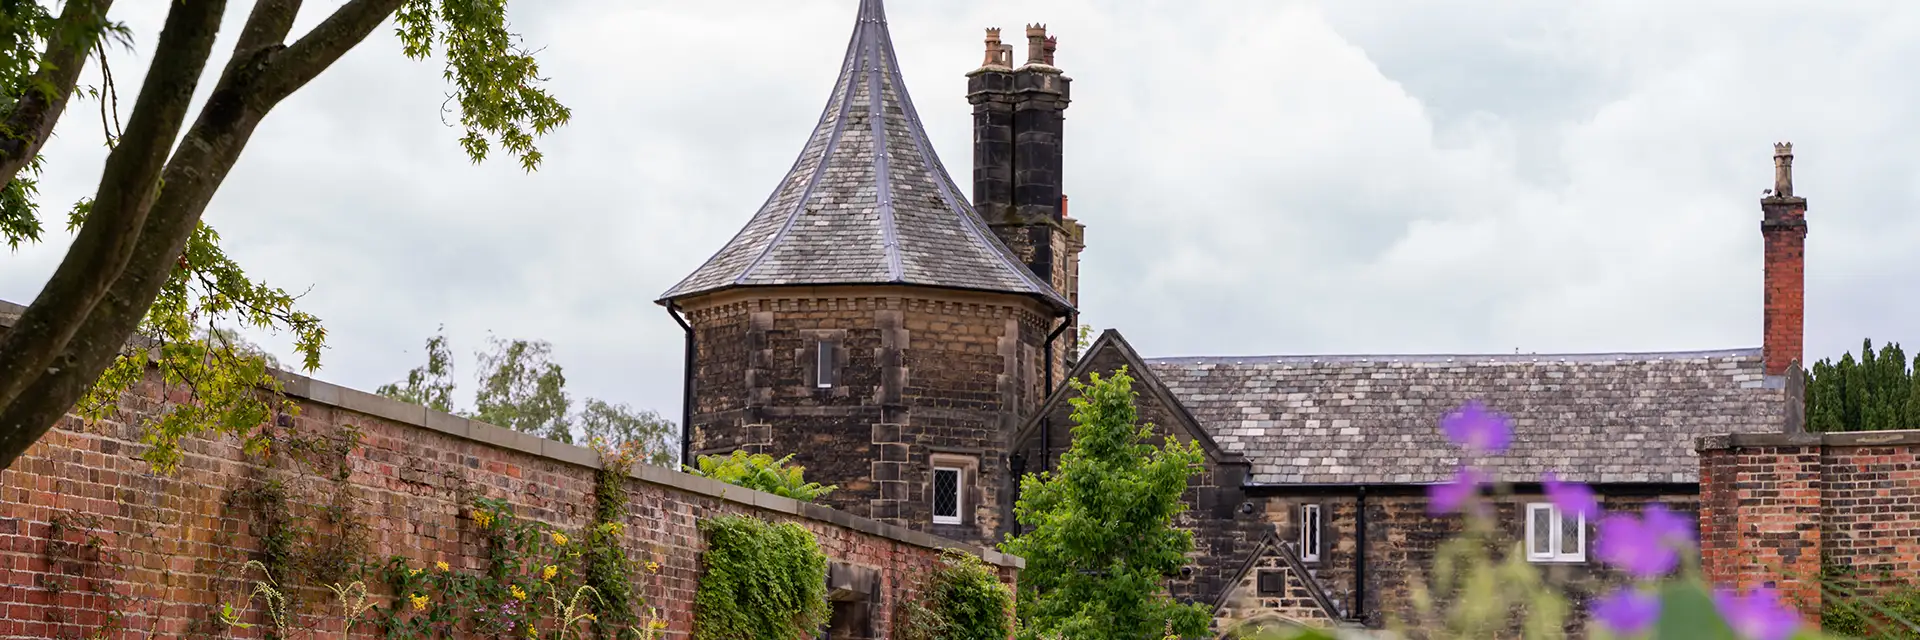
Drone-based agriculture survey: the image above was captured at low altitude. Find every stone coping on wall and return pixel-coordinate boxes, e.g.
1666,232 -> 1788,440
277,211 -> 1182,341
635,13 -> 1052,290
1697,429 -> 1920,451
0,297 -> 1023,569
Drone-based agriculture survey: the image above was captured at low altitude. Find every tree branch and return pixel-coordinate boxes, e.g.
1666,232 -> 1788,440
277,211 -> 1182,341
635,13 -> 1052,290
0,0 -> 117,184
233,0 -> 304,60
256,0 -> 405,104
0,0 -> 228,466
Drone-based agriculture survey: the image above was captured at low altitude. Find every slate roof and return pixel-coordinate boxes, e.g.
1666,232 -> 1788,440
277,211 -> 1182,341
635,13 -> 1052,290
656,0 -> 1070,311
1142,349 -> 1791,485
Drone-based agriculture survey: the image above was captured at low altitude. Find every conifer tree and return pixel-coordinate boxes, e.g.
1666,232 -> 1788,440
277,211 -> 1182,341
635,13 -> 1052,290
1000,367 -> 1212,639
1805,338 -> 1920,432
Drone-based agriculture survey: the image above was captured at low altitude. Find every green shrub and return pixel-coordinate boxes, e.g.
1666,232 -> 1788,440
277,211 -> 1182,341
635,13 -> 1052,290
694,514 -> 830,640
686,451 -> 836,502
896,549 -> 1015,640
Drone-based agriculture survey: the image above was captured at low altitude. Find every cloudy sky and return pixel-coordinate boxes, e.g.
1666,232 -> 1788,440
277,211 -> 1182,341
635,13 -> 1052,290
4,0 -> 1916,419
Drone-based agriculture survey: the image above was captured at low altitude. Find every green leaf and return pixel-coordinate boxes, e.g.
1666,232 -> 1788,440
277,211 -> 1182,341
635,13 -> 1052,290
1653,581 -> 1736,640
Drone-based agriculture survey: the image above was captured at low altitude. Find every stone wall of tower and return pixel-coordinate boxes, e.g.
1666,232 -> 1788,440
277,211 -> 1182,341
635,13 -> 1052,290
683,287 -> 1053,546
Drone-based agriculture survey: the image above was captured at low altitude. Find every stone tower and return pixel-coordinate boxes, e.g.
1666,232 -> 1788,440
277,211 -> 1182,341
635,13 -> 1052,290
658,0 -> 1076,545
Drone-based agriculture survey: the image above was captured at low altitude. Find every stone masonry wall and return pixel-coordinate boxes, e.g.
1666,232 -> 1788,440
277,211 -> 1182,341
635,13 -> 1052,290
1245,492 -> 1699,634
1698,430 -> 1920,620
0,342 -> 1019,639
683,289 -> 1052,547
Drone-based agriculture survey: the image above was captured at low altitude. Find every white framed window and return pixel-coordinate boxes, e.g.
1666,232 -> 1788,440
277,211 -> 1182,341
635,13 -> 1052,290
931,466 -> 963,525
816,340 -> 838,388
1300,503 -> 1323,563
1525,503 -> 1586,563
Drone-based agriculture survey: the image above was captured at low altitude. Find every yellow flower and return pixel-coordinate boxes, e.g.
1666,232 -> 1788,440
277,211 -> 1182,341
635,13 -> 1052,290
648,619 -> 667,630
510,585 -> 527,600
526,624 -> 537,638
550,531 -> 569,546
435,560 -> 450,571
645,561 -> 660,573
582,613 -> 597,622
408,567 -> 421,577
541,565 -> 558,580
409,593 -> 428,611
473,510 -> 494,528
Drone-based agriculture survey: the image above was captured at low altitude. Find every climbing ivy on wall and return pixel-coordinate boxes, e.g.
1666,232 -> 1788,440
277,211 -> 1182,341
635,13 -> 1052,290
895,549 -> 1016,640
694,514 -> 831,640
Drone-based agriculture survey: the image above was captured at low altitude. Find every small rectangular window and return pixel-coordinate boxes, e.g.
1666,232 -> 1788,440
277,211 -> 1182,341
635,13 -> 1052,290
932,467 -> 962,525
816,340 -> 838,388
1525,503 -> 1586,563
1256,569 -> 1286,596
1300,504 -> 1322,563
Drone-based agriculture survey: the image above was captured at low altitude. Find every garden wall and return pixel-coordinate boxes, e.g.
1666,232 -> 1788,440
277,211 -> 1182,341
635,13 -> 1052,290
1698,430 -> 1920,620
0,304 -> 1020,639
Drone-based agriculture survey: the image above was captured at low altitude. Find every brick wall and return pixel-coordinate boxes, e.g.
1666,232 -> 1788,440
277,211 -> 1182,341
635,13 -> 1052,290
1698,430 -> 1920,619
0,337 -> 1019,639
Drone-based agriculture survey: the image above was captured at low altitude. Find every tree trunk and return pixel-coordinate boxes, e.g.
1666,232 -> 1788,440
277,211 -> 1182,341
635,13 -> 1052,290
0,0 -> 117,186
0,0 -> 407,470
0,0 -> 227,451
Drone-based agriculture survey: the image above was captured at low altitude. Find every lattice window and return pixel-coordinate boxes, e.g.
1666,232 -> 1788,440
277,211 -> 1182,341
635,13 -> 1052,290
1525,503 -> 1587,563
932,466 -> 961,525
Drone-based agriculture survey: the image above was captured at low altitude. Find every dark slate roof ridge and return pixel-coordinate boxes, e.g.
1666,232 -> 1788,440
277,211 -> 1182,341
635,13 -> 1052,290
1145,347 -> 1762,366
863,3 -> 904,282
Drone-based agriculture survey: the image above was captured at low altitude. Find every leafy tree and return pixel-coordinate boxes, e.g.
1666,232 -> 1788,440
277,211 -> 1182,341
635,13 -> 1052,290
1000,367 -> 1211,640
373,327 -> 455,413
0,0 -> 569,471
1805,338 -> 1920,432
375,330 -> 679,464
577,398 -> 675,467
471,335 -> 572,443
687,451 -> 836,503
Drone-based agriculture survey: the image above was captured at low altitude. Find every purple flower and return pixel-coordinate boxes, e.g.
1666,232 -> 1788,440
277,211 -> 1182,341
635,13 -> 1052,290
1591,586 -> 1661,636
1427,466 -> 1487,515
1642,502 -> 1696,548
1543,471 -> 1599,519
1441,400 -> 1512,454
1714,587 -> 1801,640
1595,513 -> 1678,578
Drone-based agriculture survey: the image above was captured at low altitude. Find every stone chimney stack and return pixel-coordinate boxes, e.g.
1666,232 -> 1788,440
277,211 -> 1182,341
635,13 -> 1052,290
1761,142 -> 1808,377
968,23 -> 1071,289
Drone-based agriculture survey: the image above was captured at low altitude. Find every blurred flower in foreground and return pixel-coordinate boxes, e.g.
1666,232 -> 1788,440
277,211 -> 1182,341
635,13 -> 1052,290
1427,466 -> 1487,515
1592,586 -> 1660,635
1543,471 -> 1600,519
1596,511 -> 1680,579
1714,587 -> 1801,640
1440,400 -> 1512,454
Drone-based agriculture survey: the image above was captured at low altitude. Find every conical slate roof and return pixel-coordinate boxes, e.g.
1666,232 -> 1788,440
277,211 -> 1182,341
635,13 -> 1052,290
657,0 -> 1071,311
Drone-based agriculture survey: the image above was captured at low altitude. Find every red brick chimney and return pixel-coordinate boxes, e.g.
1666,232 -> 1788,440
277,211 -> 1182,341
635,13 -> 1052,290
1761,142 -> 1808,376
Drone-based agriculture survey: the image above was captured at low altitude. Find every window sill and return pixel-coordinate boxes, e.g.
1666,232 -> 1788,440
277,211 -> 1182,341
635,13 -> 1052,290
1525,557 -> 1587,565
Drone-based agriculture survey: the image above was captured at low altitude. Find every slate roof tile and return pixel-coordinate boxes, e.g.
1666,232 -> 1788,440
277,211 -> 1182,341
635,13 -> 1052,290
657,0 -> 1068,310
1143,350 -> 1789,485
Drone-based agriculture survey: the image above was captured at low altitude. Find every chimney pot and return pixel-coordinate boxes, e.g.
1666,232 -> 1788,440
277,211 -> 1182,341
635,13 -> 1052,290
1026,23 -> 1048,65
1772,141 -> 1795,198
1044,35 -> 1058,66
982,27 -> 1003,68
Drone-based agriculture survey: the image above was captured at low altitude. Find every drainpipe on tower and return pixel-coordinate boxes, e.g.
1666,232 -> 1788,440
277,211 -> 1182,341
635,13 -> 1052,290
667,302 -> 695,469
